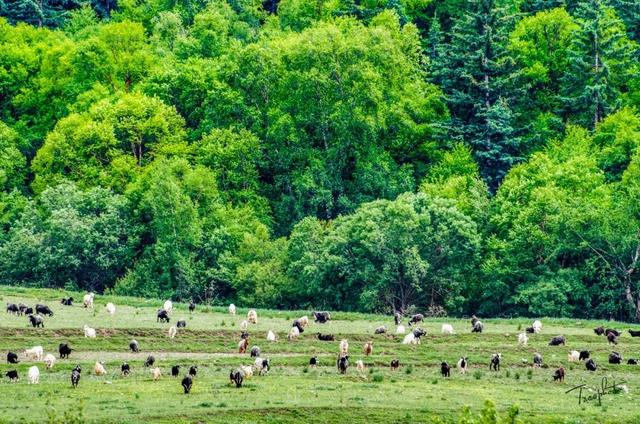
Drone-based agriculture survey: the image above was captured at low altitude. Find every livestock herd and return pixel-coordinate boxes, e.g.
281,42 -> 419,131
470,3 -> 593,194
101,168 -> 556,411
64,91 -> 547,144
3,296 -> 640,396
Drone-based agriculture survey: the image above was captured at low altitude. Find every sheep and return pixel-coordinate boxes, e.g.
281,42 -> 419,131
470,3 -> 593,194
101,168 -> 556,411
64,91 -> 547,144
105,302 -> 116,316
71,365 -> 81,388
144,356 -> 155,367
472,321 -> 484,333
579,350 -> 590,361
35,304 -> 53,316
267,330 -> 277,342
7,351 -> 19,364
339,339 -> 349,355
156,309 -> 170,323
171,365 -> 180,377
188,300 -> 196,313
24,307 -> 33,315
25,346 -> 43,361
356,360 -> 365,373
313,311 -> 331,323
181,375 -> 193,394
28,366 -> 39,384
59,343 -> 72,359
240,365 -> 253,378
548,336 -> 566,346
396,325 -> 406,334
5,370 -> 18,382
84,325 -> 96,338
441,324 -> 454,335
441,361 -> 451,377
408,314 -> 424,326
288,326 -> 300,340
250,346 -> 261,357
247,309 -> 258,324
533,353 -> 543,367
254,358 -> 270,376
28,314 -> 44,328
363,342 -> 373,356
176,320 -> 186,328
394,312 -> 402,325
594,326 -> 605,335
607,332 -> 618,345
168,326 -> 178,339
189,366 -> 198,377
585,358 -> 597,371
83,292 -> 95,308
568,350 -> 580,362
374,326 -> 387,334
163,300 -> 173,314
532,320 -> 542,333
471,315 -> 479,326
240,320 -> 249,331
18,303 -> 29,315
317,333 -> 334,341
43,354 -> 56,370
230,369 -> 244,388
412,328 -> 426,344
402,333 -> 417,345
525,326 -> 535,334
628,359 -> 638,365
151,367 -> 161,381
553,367 -> 565,382
390,359 -> 400,371
298,316 -> 309,328
629,329 -> 640,337
518,332 -> 528,346
292,320 -> 305,334
490,353 -> 501,371
606,329 -> 621,337
309,357 -> 318,368
121,363 -> 131,376
129,340 -> 139,353
6,303 -> 19,314
238,338 -> 249,354
94,361 -> 107,376
228,304 -> 236,315
337,355 -> 349,374
609,352 -> 623,364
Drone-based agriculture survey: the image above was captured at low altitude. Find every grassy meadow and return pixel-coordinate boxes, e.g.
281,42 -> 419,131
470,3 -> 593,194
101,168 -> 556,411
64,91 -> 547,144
1,286 -> 640,423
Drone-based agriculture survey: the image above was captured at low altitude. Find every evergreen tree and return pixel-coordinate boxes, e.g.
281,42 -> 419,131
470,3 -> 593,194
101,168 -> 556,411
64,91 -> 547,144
609,0 -> 640,42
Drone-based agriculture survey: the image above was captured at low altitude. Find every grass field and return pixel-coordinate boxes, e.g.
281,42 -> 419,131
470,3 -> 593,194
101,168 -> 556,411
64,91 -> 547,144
1,286 -> 640,423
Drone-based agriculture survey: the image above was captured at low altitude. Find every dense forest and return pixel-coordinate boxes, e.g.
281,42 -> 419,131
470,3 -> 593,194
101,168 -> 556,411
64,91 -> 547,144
1,0 -> 639,320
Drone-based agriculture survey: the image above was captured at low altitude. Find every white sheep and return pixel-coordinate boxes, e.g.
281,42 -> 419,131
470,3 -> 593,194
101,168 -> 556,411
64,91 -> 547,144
240,365 -> 253,378
533,320 -> 542,333
457,357 -> 468,374
267,330 -> 276,342
25,345 -> 44,361
229,304 -> 236,315
247,309 -> 258,324
288,326 -> 299,340
441,324 -> 454,335
568,350 -> 580,362
43,354 -> 56,370
356,360 -> 365,373
106,302 -> 116,315
396,325 -> 406,334
168,326 -> 177,339
94,361 -> 107,376
240,320 -> 249,331
402,333 -> 417,345
83,292 -> 95,308
27,366 -> 39,384
518,332 -> 529,346
339,339 -> 349,355
84,325 -> 97,338
254,357 -> 270,375
298,316 -> 309,328
163,300 -> 173,314
151,367 -> 161,381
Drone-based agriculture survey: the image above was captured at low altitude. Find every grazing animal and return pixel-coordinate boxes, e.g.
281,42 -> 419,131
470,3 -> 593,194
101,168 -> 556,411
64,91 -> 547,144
240,331 -> 249,340
298,316 -> 309,328
84,325 -> 96,338
129,340 -> 139,353
629,329 -> 640,337
490,353 -> 501,371
28,366 -> 40,384
408,314 -> 424,326
606,329 -> 621,337
374,326 -> 387,334
247,309 -> 258,324
525,326 -> 535,334
181,375 -> 193,394
337,355 -> 349,374
24,307 -> 33,315
568,350 -> 580,362
402,333 -> 417,345
59,343 -> 72,359
441,324 -> 454,335
548,336 -> 566,346
267,330 -> 276,342
441,361 -> 451,377
518,333 -> 528,346
188,300 -> 195,313
396,325 -> 406,334
585,359 -> 597,371
83,292 -> 95,308
71,365 -> 81,388
151,367 -> 161,381
94,361 -> 107,376
472,321 -> 484,333
533,353 -> 543,367
28,314 -> 44,328
61,297 -> 73,306
163,300 -> 173,313
628,359 -> 638,365
168,326 -> 177,339
288,326 -> 300,340
390,359 -> 400,371
176,320 -> 186,328
457,357 -> 468,374
356,360 -> 365,373
317,333 -> 335,341
411,328 -> 426,344
607,332 -> 618,345
363,342 -> 373,356
6,303 -> 19,314
25,346 -> 44,361
43,354 -> 56,370
594,326 -> 605,335
579,350 -> 590,361
309,357 -> 318,368
5,370 -> 18,382
609,352 -> 623,364
156,309 -> 170,323
228,304 -> 236,315
240,365 -> 253,378
254,358 -> 270,375
240,320 -> 249,331
7,351 -> 19,364
238,338 -> 249,354
250,346 -> 261,357
532,320 -> 542,333
144,356 -> 155,367
171,365 -> 180,377
18,303 -> 29,315
470,315 -> 479,326
292,320 -> 305,334
313,311 -> 331,323
339,339 -> 349,355
230,369 -> 243,388
106,303 -> 116,315
189,366 -> 198,377
553,367 -> 565,382
121,363 -> 131,376
35,304 -> 53,316
394,312 -> 402,325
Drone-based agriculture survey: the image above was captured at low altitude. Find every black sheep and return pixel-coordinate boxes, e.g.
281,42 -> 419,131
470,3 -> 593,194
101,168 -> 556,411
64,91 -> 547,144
181,375 -> 193,394
408,314 -> 424,326
317,333 -> 335,341
35,304 -> 53,316
71,365 -> 81,388
250,346 -> 261,358
59,343 -> 72,359
585,359 -> 597,371
594,326 -> 605,336
188,301 -> 195,313
629,329 -> 640,337
313,311 -> 331,323
337,355 -> 349,374
628,359 -> 638,365
24,307 -> 33,315
171,365 -> 180,377
61,297 -> 73,306
579,350 -> 590,361
441,362 -> 450,377
490,353 -> 501,371
374,326 -> 387,334
607,332 -> 618,345
129,340 -> 139,353
121,362 -> 131,376
609,352 -> 622,364
309,357 -> 318,367
548,336 -> 566,346
525,326 -> 535,333
7,351 -> 19,364
144,355 -> 155,367
28,314 -> 44,328
5,370 -> 18,382
176,320 -> 186,328
6,303 -> 19,314
189,366 -> 198,377
230,369 -> 243,388
390,359 -> 400,370
156,309 -> 170,323
553,367 -> 565,382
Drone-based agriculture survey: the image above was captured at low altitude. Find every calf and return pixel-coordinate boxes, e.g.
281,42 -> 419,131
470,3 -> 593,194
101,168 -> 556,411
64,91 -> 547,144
390,359 -> 400,371
230,369 -> 244,388
171,365 -> 180,377
408,314 -> 424,326
337,355 -> 349,374
313,311 -> 331,323
553,367 -> 565,382
35,304 -> 53,316
7,351 -> 19,364
548,336 -> 566,346
609,352 -> 623,364
490,353 -> 501,371
28,314 -> 44,328
144,355 -> 155,367
121,362 -> 131,376
156,309 -> 170,323
317,333 -> 335,341
5,370 -> 18,382
182,375 -> 193,394
585,359 -> 597,371
189,366 -> 198,377
59,343 -> 72,359
71,365 -> 81,388
441,362 -> 450,377
176,320 -> 187,328
6,303 -> 19,314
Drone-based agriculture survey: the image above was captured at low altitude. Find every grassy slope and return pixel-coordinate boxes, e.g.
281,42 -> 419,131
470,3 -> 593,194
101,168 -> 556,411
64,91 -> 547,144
0,286 -> 639,423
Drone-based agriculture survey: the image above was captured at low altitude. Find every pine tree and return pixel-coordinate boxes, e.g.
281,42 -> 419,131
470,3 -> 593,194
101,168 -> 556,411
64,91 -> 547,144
426,13 -> 446,84
609,0 -> 640,42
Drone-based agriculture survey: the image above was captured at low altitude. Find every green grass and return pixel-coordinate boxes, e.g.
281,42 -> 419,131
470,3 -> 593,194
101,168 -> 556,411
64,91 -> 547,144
1,286 -> 640,423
